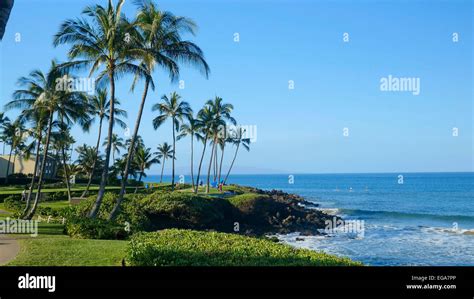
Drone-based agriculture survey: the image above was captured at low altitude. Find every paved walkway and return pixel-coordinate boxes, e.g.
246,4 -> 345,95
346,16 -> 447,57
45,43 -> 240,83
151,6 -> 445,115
0,209 -> 20,265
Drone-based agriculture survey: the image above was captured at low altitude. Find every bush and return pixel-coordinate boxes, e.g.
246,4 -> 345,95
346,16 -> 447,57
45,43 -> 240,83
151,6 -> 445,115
3,195 -> 23,211
72,192 -> 149,233
46,191 -> 69,202
141,192 -> 236,232
65,217 -> 128,240
126,229 -> 360,266
227,193 -> 270,209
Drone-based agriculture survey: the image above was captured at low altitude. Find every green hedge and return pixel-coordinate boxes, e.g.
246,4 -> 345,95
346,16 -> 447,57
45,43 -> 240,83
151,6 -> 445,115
65,217 -> 128,240
127,229 -> 360,266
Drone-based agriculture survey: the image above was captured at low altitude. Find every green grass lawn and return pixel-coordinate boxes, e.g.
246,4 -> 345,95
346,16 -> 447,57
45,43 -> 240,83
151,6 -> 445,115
39,200 -> 71,209
8,234 -> 127,266
6,221 -> 127,266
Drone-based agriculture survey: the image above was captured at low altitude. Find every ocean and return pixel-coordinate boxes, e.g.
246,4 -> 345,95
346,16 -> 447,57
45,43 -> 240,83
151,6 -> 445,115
143,172 -> 474,266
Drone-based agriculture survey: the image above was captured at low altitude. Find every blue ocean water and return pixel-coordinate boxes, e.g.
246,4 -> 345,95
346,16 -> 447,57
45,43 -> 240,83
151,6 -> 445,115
144,173 -> 474,266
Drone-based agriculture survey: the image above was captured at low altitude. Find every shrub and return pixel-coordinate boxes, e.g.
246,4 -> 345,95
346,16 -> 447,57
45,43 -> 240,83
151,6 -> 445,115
72,192 -> 149,233
126,229 -> 360,266
65,217 -> 128,240
141,192 -> 236,232
3,195 -> 23,211
227,193 -> 270,209
46,191 -> 69,202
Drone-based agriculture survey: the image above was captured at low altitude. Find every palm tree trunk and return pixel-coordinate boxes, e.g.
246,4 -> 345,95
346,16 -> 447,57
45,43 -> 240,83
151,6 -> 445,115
160,159 -> 165,183
4,148 -> 13,184
190,136 -> 195,189
89,71 -> 115,218
171,119 -> 176,191
206,141 -> 216,193
110,78 -> 150,220
224,143 -> 240,185
194,136 -> 208,194
213,146 -> 217,182
218,145 -> 225,185
22,132 -> 42,218
134,172 -> 143,194
82,116 -> 103,198
61,145 -> 72,202
25,111 -> 53,220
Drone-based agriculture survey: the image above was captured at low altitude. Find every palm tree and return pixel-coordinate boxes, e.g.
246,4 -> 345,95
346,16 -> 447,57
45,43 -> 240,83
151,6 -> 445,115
76,144 -> 102,179
152,92 -> 192,190
202,97 -> 235,193
125,135 -> 144,152
216,135 -> 227,186
109,0 -> 210,220
134,146 -> 159,193
54,0 -> 147,218
194,106 -> 214,193
223,126 -> 250,184
50,123 -> 76,202
177,116 -> 202,189
6,62 -> 88,219
156,142 -> 173,183
0,112 -> 9,155
103,133 -> 125,163
16,109 -> 48,218
2,118 -> 28,184
110,155 -> 138,181
81,88 -> 127,197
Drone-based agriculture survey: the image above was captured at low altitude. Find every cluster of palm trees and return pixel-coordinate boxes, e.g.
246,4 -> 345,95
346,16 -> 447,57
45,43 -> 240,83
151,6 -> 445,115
0,0 -> 250,221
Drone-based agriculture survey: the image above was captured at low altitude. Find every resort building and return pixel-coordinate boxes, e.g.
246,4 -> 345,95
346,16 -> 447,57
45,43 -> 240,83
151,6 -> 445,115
0,154 -> 58,179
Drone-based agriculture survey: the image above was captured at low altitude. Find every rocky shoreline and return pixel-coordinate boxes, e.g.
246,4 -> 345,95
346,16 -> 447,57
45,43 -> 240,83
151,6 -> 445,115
233,186 -> 339,236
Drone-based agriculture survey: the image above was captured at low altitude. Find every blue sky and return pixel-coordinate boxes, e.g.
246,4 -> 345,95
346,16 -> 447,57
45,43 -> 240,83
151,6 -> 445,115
0,0 -> 472,174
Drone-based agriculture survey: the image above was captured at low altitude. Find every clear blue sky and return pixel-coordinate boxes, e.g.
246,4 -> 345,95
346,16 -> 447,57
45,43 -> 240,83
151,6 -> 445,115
1,0 -> 472,175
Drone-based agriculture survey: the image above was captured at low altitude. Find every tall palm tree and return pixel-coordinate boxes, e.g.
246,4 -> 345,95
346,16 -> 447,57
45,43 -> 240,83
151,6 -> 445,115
156,142 -> 173,183
203,97 -> 235,193
0,112 -> 9,155
50,123 -> 76,202
152,92 -> 191,190
216,135 -> 227,186
223,127 -> 250,184
134,146 -> 159,193
194,106 -> 214,193
15,109 -> 48,218
81,89 -> 127,197
103,133 -> 125,162
109,0 -> 210,220
54,0 -> 147,218
6,62 -> 88,219
177,116 -> 202,189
